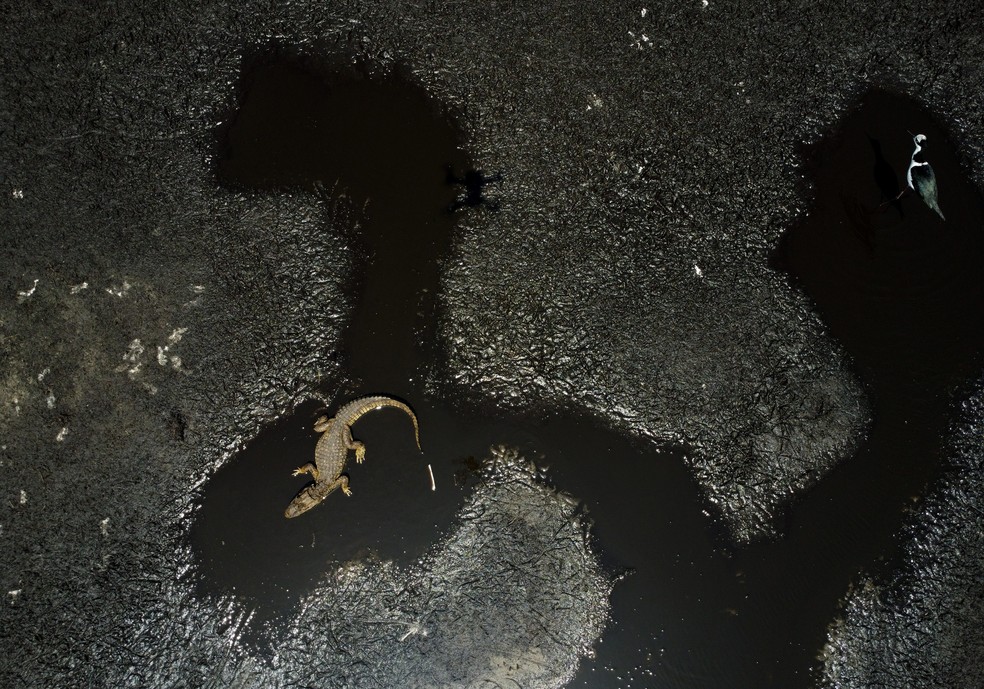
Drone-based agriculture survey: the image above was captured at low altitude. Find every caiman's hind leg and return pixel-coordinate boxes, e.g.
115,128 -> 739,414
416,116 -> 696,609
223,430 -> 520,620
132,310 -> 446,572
292,462 -> 320,480
343,425 -> 367,464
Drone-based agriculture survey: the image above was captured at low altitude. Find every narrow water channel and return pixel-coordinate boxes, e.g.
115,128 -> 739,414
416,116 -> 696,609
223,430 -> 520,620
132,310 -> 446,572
191,55 -> 984,689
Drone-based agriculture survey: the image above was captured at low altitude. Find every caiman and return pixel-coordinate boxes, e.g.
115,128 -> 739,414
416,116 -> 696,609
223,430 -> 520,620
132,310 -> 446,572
284,396 -> 421,518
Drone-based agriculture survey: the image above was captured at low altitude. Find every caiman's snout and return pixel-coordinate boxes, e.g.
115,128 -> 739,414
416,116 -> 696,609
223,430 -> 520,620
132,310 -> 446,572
284,486 -> 322,518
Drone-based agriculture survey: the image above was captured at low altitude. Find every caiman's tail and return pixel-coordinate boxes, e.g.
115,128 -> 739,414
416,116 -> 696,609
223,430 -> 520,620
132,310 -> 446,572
337,395 -> 421,451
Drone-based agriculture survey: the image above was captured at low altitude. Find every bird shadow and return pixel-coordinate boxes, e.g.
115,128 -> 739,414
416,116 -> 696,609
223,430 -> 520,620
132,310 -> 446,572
445,166 -> 502,212
867,134 -> 903,209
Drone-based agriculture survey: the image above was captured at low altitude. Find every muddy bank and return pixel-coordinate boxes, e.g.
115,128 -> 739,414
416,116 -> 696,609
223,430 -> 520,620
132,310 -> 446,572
822,378 -> 984,688
4,2 -> 984,688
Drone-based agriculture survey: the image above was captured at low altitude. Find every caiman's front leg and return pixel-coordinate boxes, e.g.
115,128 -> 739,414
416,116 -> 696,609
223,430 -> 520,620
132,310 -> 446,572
343,425 -> 367,464
292,462 -> 320,480
336,475 -> 352,496
313,475 -> 353,497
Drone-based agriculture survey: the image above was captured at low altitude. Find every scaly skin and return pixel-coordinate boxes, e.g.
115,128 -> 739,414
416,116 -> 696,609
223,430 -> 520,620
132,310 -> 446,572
284,396 -> 421,518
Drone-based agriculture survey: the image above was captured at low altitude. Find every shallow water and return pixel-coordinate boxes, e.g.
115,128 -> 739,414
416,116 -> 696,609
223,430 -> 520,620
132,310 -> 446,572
191,58 -> 984,688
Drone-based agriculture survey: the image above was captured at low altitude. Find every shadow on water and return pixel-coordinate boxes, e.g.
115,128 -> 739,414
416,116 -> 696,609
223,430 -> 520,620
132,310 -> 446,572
192,60 -> 984,689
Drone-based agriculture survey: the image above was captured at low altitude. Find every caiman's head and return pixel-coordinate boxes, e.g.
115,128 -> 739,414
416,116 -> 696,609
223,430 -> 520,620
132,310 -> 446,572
284,485 -> 325,519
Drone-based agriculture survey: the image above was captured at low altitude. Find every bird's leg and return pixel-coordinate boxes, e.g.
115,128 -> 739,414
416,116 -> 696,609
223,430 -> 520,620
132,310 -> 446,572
876,187 -> 909,212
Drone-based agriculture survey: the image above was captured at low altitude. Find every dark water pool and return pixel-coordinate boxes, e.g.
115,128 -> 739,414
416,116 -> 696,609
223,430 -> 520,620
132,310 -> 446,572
191,54 -> 984,688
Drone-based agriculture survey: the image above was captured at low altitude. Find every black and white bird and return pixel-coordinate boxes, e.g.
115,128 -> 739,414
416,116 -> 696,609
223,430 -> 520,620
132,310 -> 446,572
906,133 -> 945,220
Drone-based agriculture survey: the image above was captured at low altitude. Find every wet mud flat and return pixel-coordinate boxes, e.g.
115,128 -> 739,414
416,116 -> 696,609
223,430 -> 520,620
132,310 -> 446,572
193,56 -> 984,688
822,377 -> 984,688
4,3 -> 984,689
